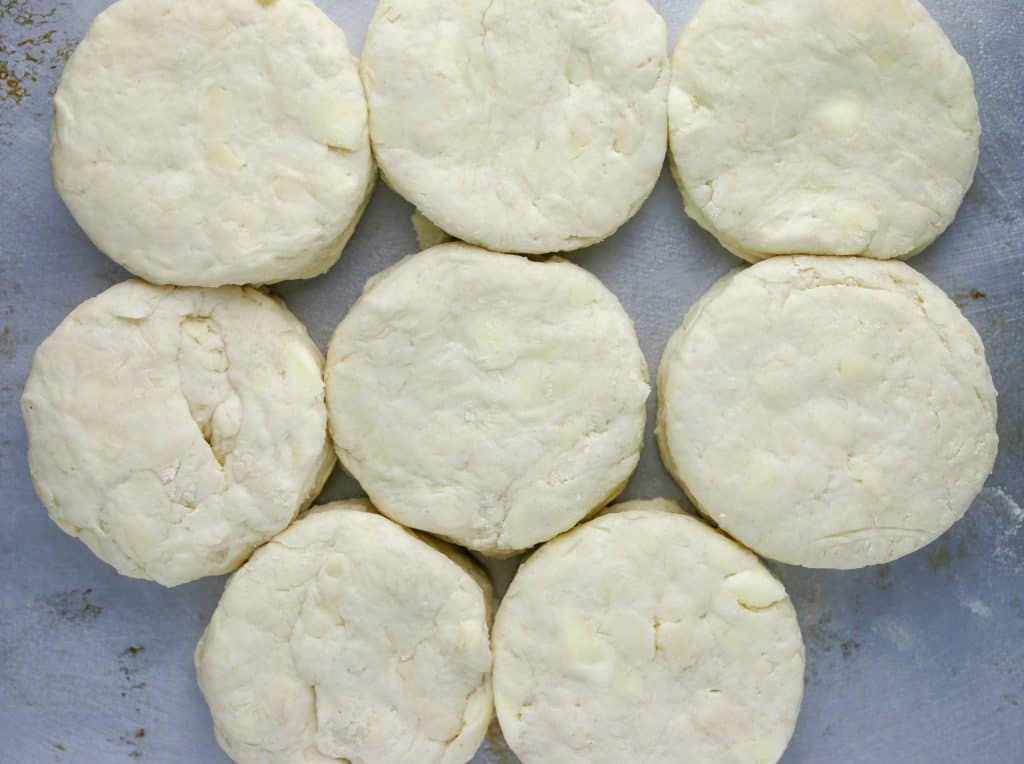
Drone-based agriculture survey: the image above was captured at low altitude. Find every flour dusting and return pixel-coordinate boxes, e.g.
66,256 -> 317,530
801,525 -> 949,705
982,486 -> 1024,573
961,597 -> 993,619
878,621 -> 915,652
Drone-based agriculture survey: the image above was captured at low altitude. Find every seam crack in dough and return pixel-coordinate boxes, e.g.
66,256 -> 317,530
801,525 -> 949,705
22,280 -> 334,586
176,315 -> 241,470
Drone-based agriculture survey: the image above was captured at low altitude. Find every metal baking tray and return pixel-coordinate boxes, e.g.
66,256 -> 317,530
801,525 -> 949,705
1,1 -> 1021,761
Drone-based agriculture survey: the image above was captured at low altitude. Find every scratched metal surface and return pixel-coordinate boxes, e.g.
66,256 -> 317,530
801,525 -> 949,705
0,0 -> 1021,761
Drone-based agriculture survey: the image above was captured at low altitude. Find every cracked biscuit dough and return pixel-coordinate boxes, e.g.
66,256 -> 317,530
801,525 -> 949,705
658,257 -> 998,568
51,0 -> 375,286
492,500 -> 805,764
195,500 -> 495,764
22,280 -> 334,586
361,0 -> 669,254
668,0 -> 980,261
325,243 -> 650,555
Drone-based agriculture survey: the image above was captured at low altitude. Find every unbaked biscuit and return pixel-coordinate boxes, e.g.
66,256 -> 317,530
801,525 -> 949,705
362,0 -> 668,254
195,500 -> 494,764
668,0 -> 980,261
325,243 -> 650,555
658,256 -> 998,568
493,500 -> 805,764
52,0 -> 375,286
22,280 -> 334,586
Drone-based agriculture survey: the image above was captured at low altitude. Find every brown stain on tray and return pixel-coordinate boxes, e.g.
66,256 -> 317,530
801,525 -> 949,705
0,1 -> 75,113
44,587 -> 102,623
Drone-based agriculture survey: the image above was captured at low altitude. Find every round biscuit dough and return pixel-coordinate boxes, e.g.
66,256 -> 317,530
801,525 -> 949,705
361,0 -> 669,254
52,0 -> 375,286
325,243 -> 650,555
22,280 -> 334,586
668,0 -> 980,261
492,500 -> 805,764
657,256 -> 998,568
195,500 -> 495,764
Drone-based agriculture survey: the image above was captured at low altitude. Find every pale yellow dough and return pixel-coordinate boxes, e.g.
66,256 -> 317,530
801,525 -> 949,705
325,243 -> 649,555
195,501 -> 494,764
52,0 -> 375,286
22,280 -> 334,586
668,0 -> 980,261
492,500 -> 805,764
362,0 -> 669,254
657,257 -> 998,568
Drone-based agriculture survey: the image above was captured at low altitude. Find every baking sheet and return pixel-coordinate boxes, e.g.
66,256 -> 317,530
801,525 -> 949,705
1,1 -> 1021,761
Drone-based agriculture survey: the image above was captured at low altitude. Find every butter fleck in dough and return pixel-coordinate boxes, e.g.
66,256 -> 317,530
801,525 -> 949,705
22,280 -> 334,586
195,501 -> 495,764
51,0 -> 375,286
492,501 -> 805,764
657,256 -> 998,568
668,0 -> 980,261
362,0 -> 669,254
412,210 -> 454,250
325,243 -> 650,556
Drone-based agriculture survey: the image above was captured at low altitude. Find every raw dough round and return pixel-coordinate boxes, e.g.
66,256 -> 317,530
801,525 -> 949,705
492,500 -> 805,764
52,0 -> 375,286
325,243 -> 649,555
668,0 -> 980,261
22,280 -> 334,586
658,256 -> 998,568
361,0 -> 669,254
195,500 -> 494,764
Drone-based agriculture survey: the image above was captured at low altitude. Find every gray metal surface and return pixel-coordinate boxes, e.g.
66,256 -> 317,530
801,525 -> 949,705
1,1 -> 1021,761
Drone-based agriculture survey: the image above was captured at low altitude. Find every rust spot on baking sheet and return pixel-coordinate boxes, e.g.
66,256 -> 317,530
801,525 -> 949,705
0,1 -> 75,112
956,538 -> 969,559
952,288 -> 991,308
119,646 -> 146,684
926,544 -> 952,571
0,326 -> 14,358
0,57 -> 28,102
874,564 -> 894,590
118,729 -> 145,758
801,606 -> 842,683
117,644 -> 148,727
44,588 -> 102,622
805,609 -> 838,651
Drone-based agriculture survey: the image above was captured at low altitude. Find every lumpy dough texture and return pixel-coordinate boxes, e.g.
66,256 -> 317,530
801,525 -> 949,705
325,243 -> 650,555
492,501 -> 805,764
195,501 -> 495,764
52,0 -> 375,286
22,280 -> 334,586
668,0 -> 980,261
658,257 -> 998,568
361,0 -> 669,254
